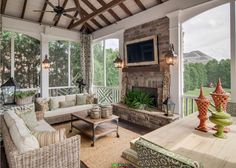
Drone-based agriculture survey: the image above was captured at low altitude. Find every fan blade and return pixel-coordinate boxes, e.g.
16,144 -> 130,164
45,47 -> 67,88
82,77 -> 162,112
33,10 -> 54,13
58,0 -> 60,6
63,13 -> 79,20
45,0 -> 55,9
63,8 -> 79,12
53,14 -> 61,21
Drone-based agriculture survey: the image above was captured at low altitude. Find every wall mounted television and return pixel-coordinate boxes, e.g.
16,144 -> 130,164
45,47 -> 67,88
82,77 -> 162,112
125,35 -> 158,67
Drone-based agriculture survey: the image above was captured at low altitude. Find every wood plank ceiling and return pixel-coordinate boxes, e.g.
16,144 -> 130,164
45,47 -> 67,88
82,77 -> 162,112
1,0 -> 169,34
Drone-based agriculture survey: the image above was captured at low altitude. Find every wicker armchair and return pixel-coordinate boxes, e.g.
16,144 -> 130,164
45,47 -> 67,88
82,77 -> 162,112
2,116 -> 81,168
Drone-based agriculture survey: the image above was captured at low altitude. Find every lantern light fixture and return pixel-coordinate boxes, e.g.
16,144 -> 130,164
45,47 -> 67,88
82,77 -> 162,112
1,77 -> 18,104
42,55 -> 50,69
165,44 -> 177,65
163,97 -> 175,116
113,56 -> 123,68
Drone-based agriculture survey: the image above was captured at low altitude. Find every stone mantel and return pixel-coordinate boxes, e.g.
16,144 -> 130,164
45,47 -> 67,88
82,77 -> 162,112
113,103 -> 179,129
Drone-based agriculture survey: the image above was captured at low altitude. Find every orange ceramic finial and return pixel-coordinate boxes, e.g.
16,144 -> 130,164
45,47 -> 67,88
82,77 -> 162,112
214,78 -> 225,94
198,86 -> 206,99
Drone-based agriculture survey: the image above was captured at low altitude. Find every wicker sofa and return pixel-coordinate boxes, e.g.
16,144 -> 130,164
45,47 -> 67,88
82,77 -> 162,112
2,106 -> 81,168
35,94 -> 97,124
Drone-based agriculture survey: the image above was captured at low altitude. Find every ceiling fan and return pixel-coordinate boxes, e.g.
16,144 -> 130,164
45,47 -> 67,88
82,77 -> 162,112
34,0 -> 80,21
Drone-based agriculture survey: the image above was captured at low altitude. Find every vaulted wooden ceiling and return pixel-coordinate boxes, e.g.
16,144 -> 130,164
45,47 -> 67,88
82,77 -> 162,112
1,0 -> 168,33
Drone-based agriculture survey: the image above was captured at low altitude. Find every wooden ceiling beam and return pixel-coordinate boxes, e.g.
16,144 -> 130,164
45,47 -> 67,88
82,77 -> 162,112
1,0 -> 8,14
119,3 -> 132,16
39,1 -> 47,23
134,0 -> 146,10
21,0 -> 28,19
70,0 -> 125,29
81,0 -> 111,26
97,0 -> 120,21
54,0 -> 68,26
80,8 -> 102,28
68,0 -> 95,32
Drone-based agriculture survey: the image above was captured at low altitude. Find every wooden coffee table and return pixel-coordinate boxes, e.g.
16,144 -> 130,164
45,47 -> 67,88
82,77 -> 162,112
70,113 -> 119,146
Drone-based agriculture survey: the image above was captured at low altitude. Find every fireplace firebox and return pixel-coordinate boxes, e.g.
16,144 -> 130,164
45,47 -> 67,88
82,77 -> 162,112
132,86 -> 158,107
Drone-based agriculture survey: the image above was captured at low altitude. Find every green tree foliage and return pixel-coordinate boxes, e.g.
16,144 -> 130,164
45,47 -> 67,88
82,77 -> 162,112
106,48 -> 119,87
184,59 -> 231,93
1,31 -> 12,85
1,31 -> 40,88
14,33 -> 40,88
49,41 -> 69,87
93,41 -> 119,87
93,42 -> 104,86
70,42 -> 81,85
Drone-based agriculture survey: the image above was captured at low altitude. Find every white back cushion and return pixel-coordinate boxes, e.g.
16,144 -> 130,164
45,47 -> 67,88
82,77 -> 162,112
9,119 -> 40,154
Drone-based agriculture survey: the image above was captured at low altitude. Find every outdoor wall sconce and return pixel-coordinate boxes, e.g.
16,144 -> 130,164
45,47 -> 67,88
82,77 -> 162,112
163,97 -> 175,116
113,56 -> 123,68
165,44 -> 177,65
42,55 -> 50,69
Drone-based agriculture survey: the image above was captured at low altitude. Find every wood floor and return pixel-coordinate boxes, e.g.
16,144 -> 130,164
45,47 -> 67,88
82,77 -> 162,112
1,119 -> 153,168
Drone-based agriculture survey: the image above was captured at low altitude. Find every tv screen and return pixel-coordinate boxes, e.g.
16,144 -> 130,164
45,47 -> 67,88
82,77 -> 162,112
125,36 -> 158,66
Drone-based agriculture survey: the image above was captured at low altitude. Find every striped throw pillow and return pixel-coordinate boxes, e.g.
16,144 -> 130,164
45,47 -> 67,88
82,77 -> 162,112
33,128 -> 66,147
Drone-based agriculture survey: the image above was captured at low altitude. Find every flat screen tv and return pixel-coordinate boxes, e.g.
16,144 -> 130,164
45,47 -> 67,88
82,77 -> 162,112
125,35 -> 158,66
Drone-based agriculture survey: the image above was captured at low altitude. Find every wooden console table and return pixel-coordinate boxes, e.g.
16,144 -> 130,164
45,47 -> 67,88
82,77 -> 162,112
142,113 -> 236,168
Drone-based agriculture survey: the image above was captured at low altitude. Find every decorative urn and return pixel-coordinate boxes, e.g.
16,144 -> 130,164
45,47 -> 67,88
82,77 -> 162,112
210,79 -> 230,112
195,87 -> 210,132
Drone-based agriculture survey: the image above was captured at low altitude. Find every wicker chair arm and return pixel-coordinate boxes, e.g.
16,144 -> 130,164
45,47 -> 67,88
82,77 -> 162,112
11,135 -> 81,168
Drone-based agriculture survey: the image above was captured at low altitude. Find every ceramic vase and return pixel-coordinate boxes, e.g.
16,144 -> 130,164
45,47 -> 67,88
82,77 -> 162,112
195,87 -> 210,132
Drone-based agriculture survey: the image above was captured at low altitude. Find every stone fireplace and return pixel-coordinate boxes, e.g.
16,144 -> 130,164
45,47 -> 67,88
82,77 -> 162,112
120,17 -> 170,110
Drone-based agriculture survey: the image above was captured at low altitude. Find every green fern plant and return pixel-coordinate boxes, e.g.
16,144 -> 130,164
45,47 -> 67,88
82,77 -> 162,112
124,90 -> 154,109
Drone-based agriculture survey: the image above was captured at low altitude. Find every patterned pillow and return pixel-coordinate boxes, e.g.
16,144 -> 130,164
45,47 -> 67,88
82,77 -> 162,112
76,94 -> 87,105
15,104 -> 38,129
35,99 -> 49,112
59,100 -> 75,108
33,128 -> 66,147
86,94 -> 95,104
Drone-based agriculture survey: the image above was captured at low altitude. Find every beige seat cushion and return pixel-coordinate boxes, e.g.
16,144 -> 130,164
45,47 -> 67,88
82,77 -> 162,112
31,120 -> 55,132
9,118 -> 40,154
49,96 -> 65,110
44,104 -> 94,118
33,128 -> 66,147
59,100 -> 75,108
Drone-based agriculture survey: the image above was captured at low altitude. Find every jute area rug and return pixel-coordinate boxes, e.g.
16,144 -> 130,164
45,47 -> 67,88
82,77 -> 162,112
53,121 -> 140,168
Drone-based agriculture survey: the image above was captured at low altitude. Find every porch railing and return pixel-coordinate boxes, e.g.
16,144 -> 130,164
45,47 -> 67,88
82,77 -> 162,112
182,95 -> 198,117
92,86 -> 120,104
49,86 -> 79,97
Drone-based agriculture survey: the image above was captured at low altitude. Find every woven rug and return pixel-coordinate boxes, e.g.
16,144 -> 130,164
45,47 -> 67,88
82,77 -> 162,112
53,121 -> 140,168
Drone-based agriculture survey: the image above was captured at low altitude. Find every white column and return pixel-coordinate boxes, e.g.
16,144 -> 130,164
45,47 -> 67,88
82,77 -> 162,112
166,10 -> 183,115
230,0 -> 236,102
118,31 -> 124,101
40,33 -> 49,98
103,40 -> 107,87
68,42 -> 71,87
10,34 -> 15,78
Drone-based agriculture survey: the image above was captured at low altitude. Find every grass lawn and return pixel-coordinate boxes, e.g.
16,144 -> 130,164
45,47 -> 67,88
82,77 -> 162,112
184,87 -> 231,97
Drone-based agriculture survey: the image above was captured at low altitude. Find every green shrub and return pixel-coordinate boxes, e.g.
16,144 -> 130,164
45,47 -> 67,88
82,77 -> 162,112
124,90 -> 154,109
14,91 -> 35,99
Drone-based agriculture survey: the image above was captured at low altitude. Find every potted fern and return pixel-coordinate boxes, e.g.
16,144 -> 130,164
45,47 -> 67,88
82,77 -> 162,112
124,90 -> 154,110
14,91 -> 35,105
